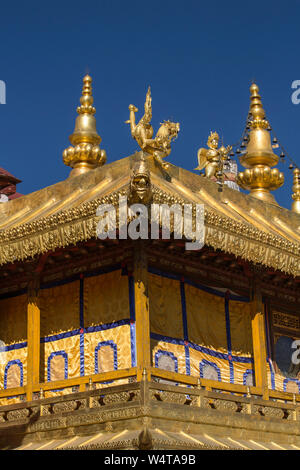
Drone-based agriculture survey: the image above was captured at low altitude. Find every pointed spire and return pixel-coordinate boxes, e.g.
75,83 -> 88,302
63,75 -> 106,177
292,167 -> 300,214
248,83 -> 268,126
237,83 -> 284,204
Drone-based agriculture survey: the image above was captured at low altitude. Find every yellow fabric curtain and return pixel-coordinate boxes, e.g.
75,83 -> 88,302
189,347 -> 231,383
151,339 -> 186,375
229,300 -> 253,357
97,345 -> 115,373
40,281 -> 80,384
40,271 -> 133,392
267,368 -> 299,393
42,336 -> 80,383
228,299 -> 254,386
84,325 -> 131,376
149,273 -> 183,339
185,285 -> 227,353
84,270 -> 130,327
0,347 -> 27,391
185,287 -> 254,384
149,276 -> 254,386
0,294 -> 27,391
84,270 -> 132,376
0,294 -> 27,345
40,281 -> 80,337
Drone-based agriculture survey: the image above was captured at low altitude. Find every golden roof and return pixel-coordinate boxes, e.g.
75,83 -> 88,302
0,153 -> 299,276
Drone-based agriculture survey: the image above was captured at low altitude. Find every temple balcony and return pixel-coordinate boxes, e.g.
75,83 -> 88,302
0,368 -> 300,449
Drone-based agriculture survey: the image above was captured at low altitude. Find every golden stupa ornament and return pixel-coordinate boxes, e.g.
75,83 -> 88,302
195,131 -> 232,179
291,167 -> 300,214
63,75 -> 107,177
126,87 -> 180,169
237,83 -> 284,204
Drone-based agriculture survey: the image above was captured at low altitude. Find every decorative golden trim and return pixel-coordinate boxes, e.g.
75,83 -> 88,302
273,310 -> 300,333
292,167 -> 300,214
0,185 -> 299,276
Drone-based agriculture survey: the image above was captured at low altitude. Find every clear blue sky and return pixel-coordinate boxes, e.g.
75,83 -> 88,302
0,0 -> 299,209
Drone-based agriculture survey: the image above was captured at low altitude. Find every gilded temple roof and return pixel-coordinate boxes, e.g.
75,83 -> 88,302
0,152 -> 299,276
13,427 -> 298,450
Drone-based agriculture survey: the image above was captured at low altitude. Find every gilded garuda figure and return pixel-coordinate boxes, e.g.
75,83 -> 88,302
195,131 -> 232,179
126,87 -> 180,169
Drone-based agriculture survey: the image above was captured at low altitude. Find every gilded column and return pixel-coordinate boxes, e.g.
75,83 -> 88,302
26,279 -> 40,402
251,282 -> 268,400
133,241 -> 151,381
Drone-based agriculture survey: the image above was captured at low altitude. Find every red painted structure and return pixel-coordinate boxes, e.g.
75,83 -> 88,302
0,167 -> 22,199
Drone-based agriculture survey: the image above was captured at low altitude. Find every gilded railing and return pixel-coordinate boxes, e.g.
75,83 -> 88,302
0,368 -> 299,441
0,366 -> 300,406
0,368 -> 137,403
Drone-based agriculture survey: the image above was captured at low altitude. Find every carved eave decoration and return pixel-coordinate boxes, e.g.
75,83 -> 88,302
0,153 -> 299,276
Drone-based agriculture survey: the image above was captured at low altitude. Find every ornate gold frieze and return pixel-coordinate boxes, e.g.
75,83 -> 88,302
0,185 -> 299,276
6,408 -> 30,421
273,311 -> 300,333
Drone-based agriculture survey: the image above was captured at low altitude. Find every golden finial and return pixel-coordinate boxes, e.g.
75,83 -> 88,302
63,74 -> 107,177
237,83 -> 284,204
248,83 -> 268,126
292,167 -> 300,214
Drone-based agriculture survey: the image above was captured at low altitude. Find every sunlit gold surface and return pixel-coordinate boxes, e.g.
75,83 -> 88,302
63,75 -> 106,176
292,168 -> 300,214
237,83 -> 284,204
129,155 -> 152,204
126,87 -> 179,169
0,153 -> 299,275
195,131 -> 231,180
1,75 -> 300,453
